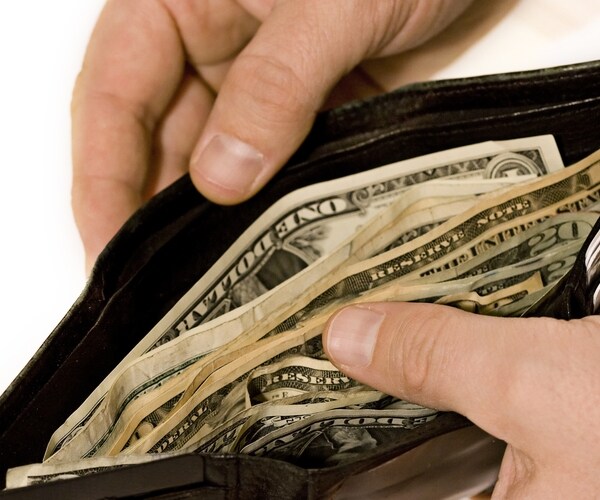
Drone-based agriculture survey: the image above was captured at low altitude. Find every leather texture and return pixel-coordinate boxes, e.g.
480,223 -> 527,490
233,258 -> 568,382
1,60 -> 600,498
526,217 -> 600,319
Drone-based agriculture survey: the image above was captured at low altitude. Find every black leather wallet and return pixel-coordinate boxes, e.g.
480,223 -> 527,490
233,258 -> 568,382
1,60 -> 600,499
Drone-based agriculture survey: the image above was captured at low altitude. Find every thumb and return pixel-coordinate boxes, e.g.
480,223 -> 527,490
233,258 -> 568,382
322,302 -> 569,443
189,0 -> 472,204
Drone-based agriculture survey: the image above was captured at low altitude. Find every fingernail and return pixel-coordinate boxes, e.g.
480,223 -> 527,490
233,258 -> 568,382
192,134 -> 266,197
326,306 -> 385,368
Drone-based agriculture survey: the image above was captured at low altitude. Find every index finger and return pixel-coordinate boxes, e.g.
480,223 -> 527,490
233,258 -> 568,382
71,0 -> 185,272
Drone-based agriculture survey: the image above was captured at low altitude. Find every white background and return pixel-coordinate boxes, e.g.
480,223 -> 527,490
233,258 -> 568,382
0,1 -> 103,394
0,0 -> 599,394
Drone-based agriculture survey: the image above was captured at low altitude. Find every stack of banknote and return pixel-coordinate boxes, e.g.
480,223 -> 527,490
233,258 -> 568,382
7,135 -> 600,488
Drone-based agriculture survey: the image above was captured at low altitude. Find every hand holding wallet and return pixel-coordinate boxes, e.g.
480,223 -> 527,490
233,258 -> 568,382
1,61 -> 600,499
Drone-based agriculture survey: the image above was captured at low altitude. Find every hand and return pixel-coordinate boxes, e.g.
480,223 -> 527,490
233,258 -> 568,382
323,303 -> 600,497
71,0 -> 474,273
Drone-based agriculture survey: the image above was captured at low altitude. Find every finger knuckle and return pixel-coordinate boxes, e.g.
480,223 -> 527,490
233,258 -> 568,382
230,52 -> 313,124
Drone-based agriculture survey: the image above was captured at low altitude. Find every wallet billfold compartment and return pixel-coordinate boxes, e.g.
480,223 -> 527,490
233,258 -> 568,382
1,60 -> 600,498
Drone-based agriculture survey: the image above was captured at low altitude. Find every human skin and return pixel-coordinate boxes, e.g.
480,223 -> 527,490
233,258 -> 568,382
70,0 -> 473,272
71,2 -> 600,496
323,303 -> 600,498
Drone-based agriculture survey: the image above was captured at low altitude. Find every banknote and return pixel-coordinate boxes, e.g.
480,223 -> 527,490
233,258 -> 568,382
185,389 -> 396,455
145,138 -> 561,349
32,221 -> 592,466
117,150 -> 600,455
49,148 -> 600,462
271,152 -> 600,335
230,396 -> 427,454
50,178 -> 542,461
420,212 -> 599,284
64,205 -> 600,462
123,235 -> 589,456
245,356 -> 361,406
121,328 -> 360,455
239,408 -> 438,467
46,141 -> 556,460
117,270 -> 542,458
